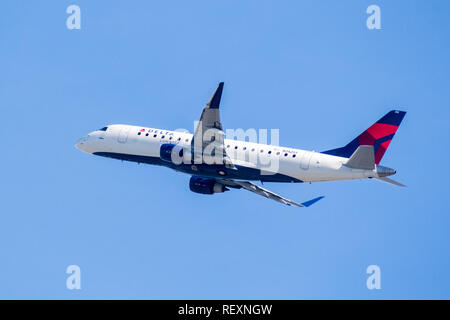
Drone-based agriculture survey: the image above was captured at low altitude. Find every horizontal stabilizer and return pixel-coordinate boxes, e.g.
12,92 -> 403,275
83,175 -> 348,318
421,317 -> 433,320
376,177 -> 406,187
344,145 -> 375,170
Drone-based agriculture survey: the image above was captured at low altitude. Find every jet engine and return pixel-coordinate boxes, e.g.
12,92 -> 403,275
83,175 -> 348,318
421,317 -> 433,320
160,143 -> 184,164
189,176 -> 228,194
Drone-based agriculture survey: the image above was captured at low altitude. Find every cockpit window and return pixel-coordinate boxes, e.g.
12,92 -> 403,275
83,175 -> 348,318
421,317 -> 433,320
98,127 -> 108,131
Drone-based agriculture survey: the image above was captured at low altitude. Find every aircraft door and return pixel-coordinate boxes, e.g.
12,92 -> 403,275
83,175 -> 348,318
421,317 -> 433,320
299,151 -> 312,170
118,126 -> 130,143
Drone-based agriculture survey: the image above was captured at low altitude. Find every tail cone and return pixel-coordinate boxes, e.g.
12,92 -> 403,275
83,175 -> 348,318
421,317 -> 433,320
377,165 -> 396,177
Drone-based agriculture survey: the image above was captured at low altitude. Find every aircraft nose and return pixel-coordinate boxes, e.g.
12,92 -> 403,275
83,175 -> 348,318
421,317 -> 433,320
75,140 -> 83,151
75,136 -> 89,151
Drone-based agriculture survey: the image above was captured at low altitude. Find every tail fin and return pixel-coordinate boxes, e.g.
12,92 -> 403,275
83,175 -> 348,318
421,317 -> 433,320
322,110 -> 406,164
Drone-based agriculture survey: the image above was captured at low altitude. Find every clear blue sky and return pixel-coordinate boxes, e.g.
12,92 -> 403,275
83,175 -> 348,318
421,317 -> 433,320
1,0 -> 449,299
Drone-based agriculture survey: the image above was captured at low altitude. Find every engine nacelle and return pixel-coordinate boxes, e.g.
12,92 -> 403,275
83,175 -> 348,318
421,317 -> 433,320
189,176 -> 228,194
160,143 -> 184,164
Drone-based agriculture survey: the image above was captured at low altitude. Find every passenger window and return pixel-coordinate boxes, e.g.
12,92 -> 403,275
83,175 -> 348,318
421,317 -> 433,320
138,132 -> 141,135
284,153 -> 288,157
153,134 -> 157,138
268,151 -> 272,154
292,154 -> 296,158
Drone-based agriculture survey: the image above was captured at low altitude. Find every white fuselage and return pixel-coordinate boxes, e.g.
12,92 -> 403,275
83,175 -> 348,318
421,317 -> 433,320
76,124 -> 379,183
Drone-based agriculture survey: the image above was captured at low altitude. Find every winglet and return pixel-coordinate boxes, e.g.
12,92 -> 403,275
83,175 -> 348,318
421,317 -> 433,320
206,82 -> 224,109
301,196 -> 325,207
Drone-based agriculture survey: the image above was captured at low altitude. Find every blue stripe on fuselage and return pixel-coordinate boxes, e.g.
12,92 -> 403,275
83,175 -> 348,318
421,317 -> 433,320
93,152 -> 302,183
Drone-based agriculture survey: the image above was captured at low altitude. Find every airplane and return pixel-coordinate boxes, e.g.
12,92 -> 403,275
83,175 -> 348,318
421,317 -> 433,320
75,82 -> 406,207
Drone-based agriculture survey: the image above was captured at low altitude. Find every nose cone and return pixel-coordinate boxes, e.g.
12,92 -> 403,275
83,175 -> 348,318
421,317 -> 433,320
75,141 -> 83,151
75,136 -> 90,152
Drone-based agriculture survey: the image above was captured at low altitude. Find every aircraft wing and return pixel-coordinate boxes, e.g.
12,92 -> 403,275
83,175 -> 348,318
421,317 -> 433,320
218,179 -> 324,207
191,82 -> 234,167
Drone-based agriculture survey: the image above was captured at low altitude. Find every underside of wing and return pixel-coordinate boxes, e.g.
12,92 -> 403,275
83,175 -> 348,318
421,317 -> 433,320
217,179 -> 324,207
